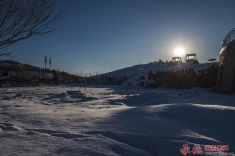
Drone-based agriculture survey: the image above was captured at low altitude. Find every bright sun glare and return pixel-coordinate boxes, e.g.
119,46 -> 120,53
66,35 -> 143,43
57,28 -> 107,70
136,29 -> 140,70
174,47 -> 185,56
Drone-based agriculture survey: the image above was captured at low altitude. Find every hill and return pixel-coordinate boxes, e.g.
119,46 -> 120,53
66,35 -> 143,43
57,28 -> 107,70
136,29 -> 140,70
0,60 -> 77,86
98,61 -> 218,89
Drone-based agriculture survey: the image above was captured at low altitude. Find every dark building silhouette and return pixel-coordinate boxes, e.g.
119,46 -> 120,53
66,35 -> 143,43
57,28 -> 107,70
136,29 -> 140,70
216,27 -> 235,93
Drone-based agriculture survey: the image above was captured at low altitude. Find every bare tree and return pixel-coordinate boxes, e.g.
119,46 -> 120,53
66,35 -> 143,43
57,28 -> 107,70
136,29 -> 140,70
16,68 -> 29,78
0,0 -> 62,55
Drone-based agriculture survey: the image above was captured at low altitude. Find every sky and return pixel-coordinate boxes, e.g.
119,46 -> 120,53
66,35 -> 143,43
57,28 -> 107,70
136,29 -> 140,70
3,0 -> 235,74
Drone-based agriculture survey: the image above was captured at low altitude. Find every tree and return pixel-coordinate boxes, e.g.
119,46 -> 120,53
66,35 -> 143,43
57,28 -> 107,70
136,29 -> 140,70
44,55 -> 47,69
15,68 -> 29,78
0,0 -> 62,56
52,70 -> 60,85
49,57 -> 52,70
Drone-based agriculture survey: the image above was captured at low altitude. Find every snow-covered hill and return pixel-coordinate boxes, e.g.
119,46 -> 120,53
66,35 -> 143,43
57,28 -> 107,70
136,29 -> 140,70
100,62 -> 218,89
0,60 -> 53,80
100,62 -> 167,78
0,60 -> 79,86
122,62 -> 218,88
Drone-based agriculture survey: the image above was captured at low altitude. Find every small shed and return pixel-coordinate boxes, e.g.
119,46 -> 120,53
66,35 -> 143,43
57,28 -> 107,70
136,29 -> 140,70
185,54 -> 199,64
167,57 -> 182,66
207,58 -> 217,63
172,57 -> 182,62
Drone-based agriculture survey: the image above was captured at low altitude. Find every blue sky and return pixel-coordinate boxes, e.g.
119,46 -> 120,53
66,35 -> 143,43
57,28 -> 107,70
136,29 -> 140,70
4,0 -> 235,74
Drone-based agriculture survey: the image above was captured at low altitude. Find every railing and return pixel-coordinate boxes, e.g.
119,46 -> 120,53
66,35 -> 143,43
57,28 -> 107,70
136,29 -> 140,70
222,28 -> 235,48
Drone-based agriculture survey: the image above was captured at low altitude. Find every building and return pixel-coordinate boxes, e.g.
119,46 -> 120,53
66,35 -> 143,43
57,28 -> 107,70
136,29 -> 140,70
216,27 -> 235,93
185,53 -> 199,64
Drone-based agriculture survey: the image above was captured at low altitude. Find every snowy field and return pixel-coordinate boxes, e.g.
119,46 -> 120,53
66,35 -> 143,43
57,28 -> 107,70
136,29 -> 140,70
0,84 -> 235,156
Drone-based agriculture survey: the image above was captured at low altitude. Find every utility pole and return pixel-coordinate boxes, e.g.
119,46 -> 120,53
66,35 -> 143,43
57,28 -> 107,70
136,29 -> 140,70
49,57 -> 52,70
44,55 -> 47,69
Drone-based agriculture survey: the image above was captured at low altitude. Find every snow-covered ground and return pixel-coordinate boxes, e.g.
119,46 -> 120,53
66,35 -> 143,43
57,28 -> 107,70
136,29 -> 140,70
0,84 -> 234,156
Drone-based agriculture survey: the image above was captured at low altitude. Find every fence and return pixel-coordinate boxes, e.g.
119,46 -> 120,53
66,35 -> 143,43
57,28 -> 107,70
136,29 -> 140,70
222,28 -> 235,48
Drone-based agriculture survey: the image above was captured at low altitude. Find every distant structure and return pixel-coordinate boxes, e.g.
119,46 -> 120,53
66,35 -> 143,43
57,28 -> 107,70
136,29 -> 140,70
167,57 -> 182,66
44,55 -> 47,69
207,58 -> 217,63
185,53 -> 199,64
216,27 -> 235,93
49,57 -> 52,70
172,57 -> 182,62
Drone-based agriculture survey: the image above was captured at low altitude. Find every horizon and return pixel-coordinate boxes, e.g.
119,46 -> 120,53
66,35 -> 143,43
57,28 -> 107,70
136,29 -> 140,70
2,0 -> 235,74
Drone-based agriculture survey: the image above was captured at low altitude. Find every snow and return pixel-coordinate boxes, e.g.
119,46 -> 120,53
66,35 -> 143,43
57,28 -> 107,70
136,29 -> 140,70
120,62 -> 218,88
102,62 -> 217,78
0,84 -> 235,155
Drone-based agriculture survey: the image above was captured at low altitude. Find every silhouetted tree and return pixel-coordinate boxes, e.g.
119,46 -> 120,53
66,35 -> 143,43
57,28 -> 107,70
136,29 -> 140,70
30,76 -> 40,86
15,68 -> 29,78
0,0 -> 63,56
52,70 -> 60,85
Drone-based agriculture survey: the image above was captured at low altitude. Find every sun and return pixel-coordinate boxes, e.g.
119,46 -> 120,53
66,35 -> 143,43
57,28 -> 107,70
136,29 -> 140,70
174,47 -> 185,56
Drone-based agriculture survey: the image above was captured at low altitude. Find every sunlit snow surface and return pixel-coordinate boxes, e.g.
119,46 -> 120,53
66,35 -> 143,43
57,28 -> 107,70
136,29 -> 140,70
0,84 -> 234,156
